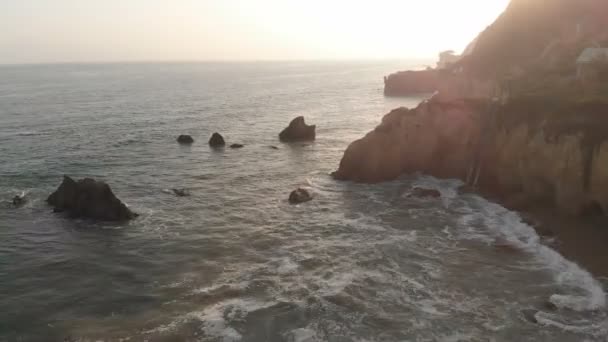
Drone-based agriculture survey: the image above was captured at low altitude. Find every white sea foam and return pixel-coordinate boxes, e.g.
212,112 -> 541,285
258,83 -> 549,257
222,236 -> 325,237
448,181 -> 607,312
145,298 -> 274,340
535,311 -> 608,336
285,327 -> 319,342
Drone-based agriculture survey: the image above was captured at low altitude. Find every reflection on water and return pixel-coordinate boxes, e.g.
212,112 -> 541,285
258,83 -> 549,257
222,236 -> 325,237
0,62 -> 606,341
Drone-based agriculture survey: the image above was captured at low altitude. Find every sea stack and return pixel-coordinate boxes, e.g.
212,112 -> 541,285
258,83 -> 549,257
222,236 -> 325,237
47,176 -> 137,221
279,116 -> 316,142
209,132 -> 226,147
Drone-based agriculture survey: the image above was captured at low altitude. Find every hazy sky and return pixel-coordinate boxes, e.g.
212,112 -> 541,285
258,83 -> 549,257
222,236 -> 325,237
0,0 -> 510,64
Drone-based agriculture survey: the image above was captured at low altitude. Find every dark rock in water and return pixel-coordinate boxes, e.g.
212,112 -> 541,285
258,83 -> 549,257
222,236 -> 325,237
408,187 -> 441,198
177,135 -> 194,144
47,176 -> 137,221
172,188 -> 190,197
12,194 -> 26,207
209,132 -> 226,147
269,145 -> 279,150
521,309 -> 539,324
289,188 -> 312,204
230,143 -> 244,149
543,300 -> 558,311
279,116 -> 316,142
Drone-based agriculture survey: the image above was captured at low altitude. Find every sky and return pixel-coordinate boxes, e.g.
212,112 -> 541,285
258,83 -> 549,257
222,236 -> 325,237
0,0 -> 510,64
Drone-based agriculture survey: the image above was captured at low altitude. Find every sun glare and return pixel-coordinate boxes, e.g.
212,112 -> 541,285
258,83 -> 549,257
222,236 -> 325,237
0,0 -> 509,63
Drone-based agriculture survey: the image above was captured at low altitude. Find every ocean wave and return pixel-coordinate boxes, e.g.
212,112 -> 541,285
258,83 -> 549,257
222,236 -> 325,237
453,187 -> 607,312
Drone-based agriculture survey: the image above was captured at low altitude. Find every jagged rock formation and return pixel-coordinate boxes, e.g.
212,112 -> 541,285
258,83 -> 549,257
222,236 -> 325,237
279,117 -> 316,142
334,96 -> 608,216
47,176 -> 137,221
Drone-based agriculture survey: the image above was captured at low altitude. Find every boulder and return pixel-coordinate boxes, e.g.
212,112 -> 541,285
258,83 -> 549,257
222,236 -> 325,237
279,117 -> 316,142
177,135 -> 194,144
289,188 -> 313,204
47,176 -> 137,221
230,143 -> 244,149
209,133 -> 226,147
408,187 -> 441,198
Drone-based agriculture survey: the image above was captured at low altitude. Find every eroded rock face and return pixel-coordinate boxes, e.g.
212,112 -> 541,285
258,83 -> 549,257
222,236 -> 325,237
47,176 -> 137,221
289,188 -> 312,204
279,117 -> 316,142
333,100 -> 483,183
177,135 -> 194,144
209,133 -> 226,147
333,96 -> 608,217
383,69 -> 439,97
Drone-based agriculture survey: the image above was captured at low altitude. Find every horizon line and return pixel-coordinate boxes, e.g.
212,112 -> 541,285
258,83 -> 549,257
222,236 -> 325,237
0,57 -> 436,67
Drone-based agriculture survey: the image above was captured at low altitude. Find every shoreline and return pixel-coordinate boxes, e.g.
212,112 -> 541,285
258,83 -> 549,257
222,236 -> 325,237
469,187 -> 608,280
521,208 -> 608,280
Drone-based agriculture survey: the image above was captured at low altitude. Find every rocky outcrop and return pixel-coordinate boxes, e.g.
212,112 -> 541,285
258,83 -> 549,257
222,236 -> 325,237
333,99 -> 485,183
177,135 -> 194,144
209,133 -> 226,147
279,117 -> 316,142
289,188 -> 312,204
47,176 -> 137,221
334,96 -> 608,217
383,69 -> 440,96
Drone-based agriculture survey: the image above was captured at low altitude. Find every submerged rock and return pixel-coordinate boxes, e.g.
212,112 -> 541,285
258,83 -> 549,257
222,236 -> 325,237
172,188 -> 190,197
47,176 -> 137,221
289,188 -> 312,204
230,143 -> 244,149
269,145 -> 280,150
279,117 -> 316,142
209,133 -> 226,147
177,135 -> 194,144
11,193 -> 26,208
521,309 -> 539,324
408,187 -> 441,198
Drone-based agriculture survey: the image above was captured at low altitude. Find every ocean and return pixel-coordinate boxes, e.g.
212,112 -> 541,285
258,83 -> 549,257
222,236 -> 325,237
0,61 -> 607,341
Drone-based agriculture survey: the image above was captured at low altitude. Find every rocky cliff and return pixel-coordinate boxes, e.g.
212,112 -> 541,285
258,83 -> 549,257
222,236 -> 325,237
338,0 -> 608,217
384,0 -> 608,97
334,96 -> 608,216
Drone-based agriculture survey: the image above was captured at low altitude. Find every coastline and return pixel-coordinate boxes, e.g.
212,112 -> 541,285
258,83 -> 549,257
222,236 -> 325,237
522,208 -> 608,280
474,187 -> 608,279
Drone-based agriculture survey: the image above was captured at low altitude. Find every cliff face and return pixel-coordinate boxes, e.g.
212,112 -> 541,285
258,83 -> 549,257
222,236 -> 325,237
334,97 -> 608,216
339,0 -> 608,217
